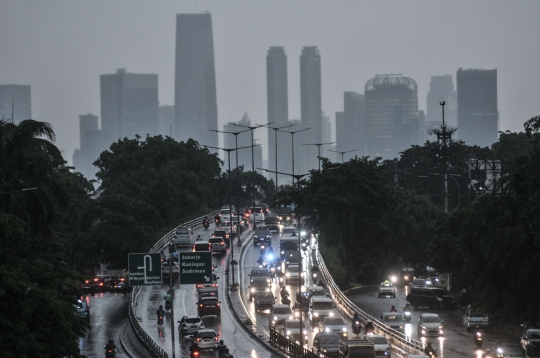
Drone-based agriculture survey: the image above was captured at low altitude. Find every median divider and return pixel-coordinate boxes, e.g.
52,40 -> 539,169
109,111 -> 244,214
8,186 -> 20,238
314,247 -> 425,356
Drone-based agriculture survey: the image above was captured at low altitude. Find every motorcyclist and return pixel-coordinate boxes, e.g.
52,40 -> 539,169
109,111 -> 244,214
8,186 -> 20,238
390,305 -> 398,312
216,340 -> 227,357
168,240 -> 175,254
171,250 -> 179,261
364,320 -> 375,335
266,247 -> 275,261
214,214 -> 221,224
164,290 -> 171,304
156,305 -> 166,319
105,339 -> 116,350
190,342 -> 201,353
424,342 -> 436,356
403,302 -> 414,311
257,256 -> 265,266
317,279 -> 325,287
196,234 -> 202,241
352,312 -> 361,324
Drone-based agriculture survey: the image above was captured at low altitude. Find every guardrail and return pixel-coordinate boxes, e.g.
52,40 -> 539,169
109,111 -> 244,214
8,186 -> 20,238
128,211 -> 219,358
269,326 -> 318,358
314,247 -> 425,356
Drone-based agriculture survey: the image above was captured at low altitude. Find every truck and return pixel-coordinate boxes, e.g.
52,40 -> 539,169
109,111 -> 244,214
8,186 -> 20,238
339,339 -> 376,358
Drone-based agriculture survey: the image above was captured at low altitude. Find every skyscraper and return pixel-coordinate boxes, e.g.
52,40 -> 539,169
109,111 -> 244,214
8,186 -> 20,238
266,47 -> 291,183
73,113 -> 106,181
174,13 -> 218,149
364,75 -> 419,159
300,46 -> 322,172
100,68 -> 159,139
0,84 -> 31,123
457,68 -> 498,147
224,113 -> 262,174
336,91 -> 365,157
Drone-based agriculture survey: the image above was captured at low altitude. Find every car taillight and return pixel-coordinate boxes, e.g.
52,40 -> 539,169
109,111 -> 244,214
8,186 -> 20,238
93,278 -> 99,282
196,338 -> 201,342
217,303 -> 220,306
200,304 -> 203,307
85,280 -> 89,283
99,283 -> 103,286
220,241 -> 224,245
212,284 -> 218,287
214,336 -> 219,341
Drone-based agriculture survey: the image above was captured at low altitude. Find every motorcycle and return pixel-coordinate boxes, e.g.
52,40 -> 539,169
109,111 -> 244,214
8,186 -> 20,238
278,276 -> 285,287
312,271 -> 318,281
426,349 -> 438,358
190,349 -> 201,358
404,310 -> 411,322
352,320 -> 362,336
104,346 -> 115,358
474,330 -> 483,349
157,313 -> 164,325
495,342 -> 504,358
282,296 -> 291,305
165,301 -> 171,311
203,221 -> 209,230
215,217 -> 221,226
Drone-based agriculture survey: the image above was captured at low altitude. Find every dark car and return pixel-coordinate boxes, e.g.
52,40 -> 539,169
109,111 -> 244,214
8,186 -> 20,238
197,297 -> 221,317
264,216 -> 280,232
80,278 -> 96,295
74,300 -> 90,321
313,332 -> 341,358
259,203 -> 270,214
91,277 -> 107,292
521,326 -> 540,356
283,250 -> 301,268
406,286 -> 457,309
212,229 -> 230,246
253,227 -> 272,247
193,240 -> 211,252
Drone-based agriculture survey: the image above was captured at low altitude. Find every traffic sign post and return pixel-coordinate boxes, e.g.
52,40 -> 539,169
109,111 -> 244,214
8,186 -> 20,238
128,253 -> 162,286
179,252 -> 213,284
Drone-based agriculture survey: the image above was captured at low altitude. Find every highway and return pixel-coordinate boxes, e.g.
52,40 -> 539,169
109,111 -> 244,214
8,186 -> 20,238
345,285 -> 522,358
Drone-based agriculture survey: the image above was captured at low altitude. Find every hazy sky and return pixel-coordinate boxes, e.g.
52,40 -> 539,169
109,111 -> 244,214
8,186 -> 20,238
2,1 -> 539,165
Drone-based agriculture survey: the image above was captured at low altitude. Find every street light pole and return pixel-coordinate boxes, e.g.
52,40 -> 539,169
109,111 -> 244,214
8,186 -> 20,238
262,123 -> 296,193
281,128 -> 311,189
327,149 -> 358,164
302,142 -> 335,171
440,101 -> 449,213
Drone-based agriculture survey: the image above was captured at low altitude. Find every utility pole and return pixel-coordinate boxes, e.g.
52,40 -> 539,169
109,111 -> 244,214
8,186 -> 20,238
281,128 -> 311,188
303,142 -> 335,171
438,101 -> 452,213
262,123 -> 296,193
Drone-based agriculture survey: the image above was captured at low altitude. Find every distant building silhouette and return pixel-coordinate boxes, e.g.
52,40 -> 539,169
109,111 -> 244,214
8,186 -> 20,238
0,84 -> 31,123
300,47 -> 322,172
457,68 -> 498,147
365,75 -> 419,159
266,47 -> 291,184
223,113 -> 262,175
425,75 -> 457,140
100,68 -> 158,139
336,91 -> 365,158
73,113 -> 103,180
174,13 -> 218,150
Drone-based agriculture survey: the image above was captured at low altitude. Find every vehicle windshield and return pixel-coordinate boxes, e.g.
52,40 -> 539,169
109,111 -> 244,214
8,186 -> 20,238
255,228 -> 271,235
319,336 -> 340,345
185,318 -> 201,324
287,266 -> 300,272
313,302 -> 333,310
383,315 -> 403,322
286,321 -> 305,329
220,209 -> 230,214
412,279 -> 425,285
283,228 -> 296,234
310,288 -> 325,296
273,307 -> 291,314
203,298 -> 218,305
198,331 -> 216,339
251,269 -> 270,276
258,292 -> 274,299
209,238 -> 222,243
528,330 -> 540,339
324,318 -> 344,325
470,312 -> 486,317
252,280 -> 269,287
251,207 -> 263,213
281,242 -> 298,250
381,282 -> 394,287
265,217 -> 278,223
176,228 -> 189,234
423,316 -> 441,324
369,337 -> 388,345
286,252 -> 300,259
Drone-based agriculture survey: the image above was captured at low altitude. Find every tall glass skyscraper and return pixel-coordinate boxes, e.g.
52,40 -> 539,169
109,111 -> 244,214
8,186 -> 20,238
174,13 -> 218,149
0,84 -> 31,123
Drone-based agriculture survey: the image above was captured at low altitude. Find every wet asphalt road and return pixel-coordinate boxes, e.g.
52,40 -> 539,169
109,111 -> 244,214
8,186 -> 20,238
345,285 -> 522,358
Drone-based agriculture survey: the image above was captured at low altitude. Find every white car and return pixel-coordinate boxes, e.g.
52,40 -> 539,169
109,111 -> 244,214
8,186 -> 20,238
319,316 -> 348,340
280,319 -> 308,343
281,226 -> 298,237
270,304 -> 293,329
307,285 -> 326,298
378,281 -> 396,297
367,334 -> 391,357
178,315 -> 204,336
418,313 -> 444,337
191,329 -> 219,349
250,207 -> 265,222
284,264 -> 303,285
309,296 -> 335,324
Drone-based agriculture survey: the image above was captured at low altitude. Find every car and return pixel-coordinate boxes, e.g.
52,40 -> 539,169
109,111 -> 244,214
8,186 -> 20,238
279,238 -> 298,259
309,296 -> 335,324
109,281 -> 130,294
196,273 -> 219,289
410,278 -> 426,287
174,226 -> 193,246
250,267 -> 272,284
521,326 -> 540,356
270,304 -> 293,329
378,281 -> 396,298
90,277 -> 107,292
264,216 -> 280,233
319,317 -> 348,340
283,250 -> 300,268
208,237 -> 226,254
281,226 -> 298,237
417,313 -> 444,337
280,319 -> 308,344
464,304 -> 489,331
252,227 -> 272,247
219,208 -> 232,222
380,312 -> 405,333
249,277 -> 271,300
367,335 -> 392,357
284,264 -> 303,285
192,240 -> 211,252
212,229 -> 230,246
80,278 -> 96,294
178,315 -> 204,336
407,286 -> 457,309
74,300 -> 90,321
313,332 -> 341,357
250,207 -> 265,222
259,203 -> 270,214
191,329 -> 220,350
197,297 -> 221,317
219,221 -> 236,235
254,291 -> 275,311
307,285 -> 326,298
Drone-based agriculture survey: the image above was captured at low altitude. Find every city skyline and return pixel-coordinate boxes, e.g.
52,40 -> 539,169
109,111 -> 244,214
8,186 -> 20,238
1,1 -> 539,166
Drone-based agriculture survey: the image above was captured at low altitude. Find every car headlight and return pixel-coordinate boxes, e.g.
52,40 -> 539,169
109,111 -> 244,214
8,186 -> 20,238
342,327 -> 347,332
439,325 -> 443,329
329,312 -> 335,316
421,329 -> 426,334
286,273 -> 290,277
286,330 -> 291,335
266,288 -> 270,292
303,329 -> 307,334
399,325 -> 404,329
325,327 -> 330,332
437,298 -> 443,302
421,325 -> 426,330
250,288 -> 255,293
439,329 -> 444,334
274,316 -> 278,320
313,312 -> 319,317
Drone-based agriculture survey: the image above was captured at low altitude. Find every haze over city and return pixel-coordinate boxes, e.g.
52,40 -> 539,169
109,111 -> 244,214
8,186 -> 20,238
1,0 -> 539,167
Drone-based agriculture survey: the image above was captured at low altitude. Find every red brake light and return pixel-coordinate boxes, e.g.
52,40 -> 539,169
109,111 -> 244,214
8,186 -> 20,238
220,241 -> 224,245
93,278 -> 98,282
120,278 -> 124,281
85,280 -> 89,283
196,338 -> 201,342
217,302 -> 220,306
214,336 -> 219,341
99,283 -> 103,286
200,304 -> 203,307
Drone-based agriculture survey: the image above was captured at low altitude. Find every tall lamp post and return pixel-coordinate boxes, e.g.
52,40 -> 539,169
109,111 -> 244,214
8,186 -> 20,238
205,144 -> 252,288
211,128 -> 250,250
232,123 -> 265,228
261,123 -> 296,193
327,149 -> 358,164
281,128 -> 311,188
302,142 -> 335,171
258,167 -> 308,346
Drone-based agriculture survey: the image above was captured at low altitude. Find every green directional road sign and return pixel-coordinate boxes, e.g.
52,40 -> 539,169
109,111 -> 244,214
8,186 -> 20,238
179,252 -> 213,284
128,253 -> 162,286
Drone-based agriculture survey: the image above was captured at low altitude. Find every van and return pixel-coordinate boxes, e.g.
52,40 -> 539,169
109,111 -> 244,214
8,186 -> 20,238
406,286 -> 456,309
309,296 -> 335,325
